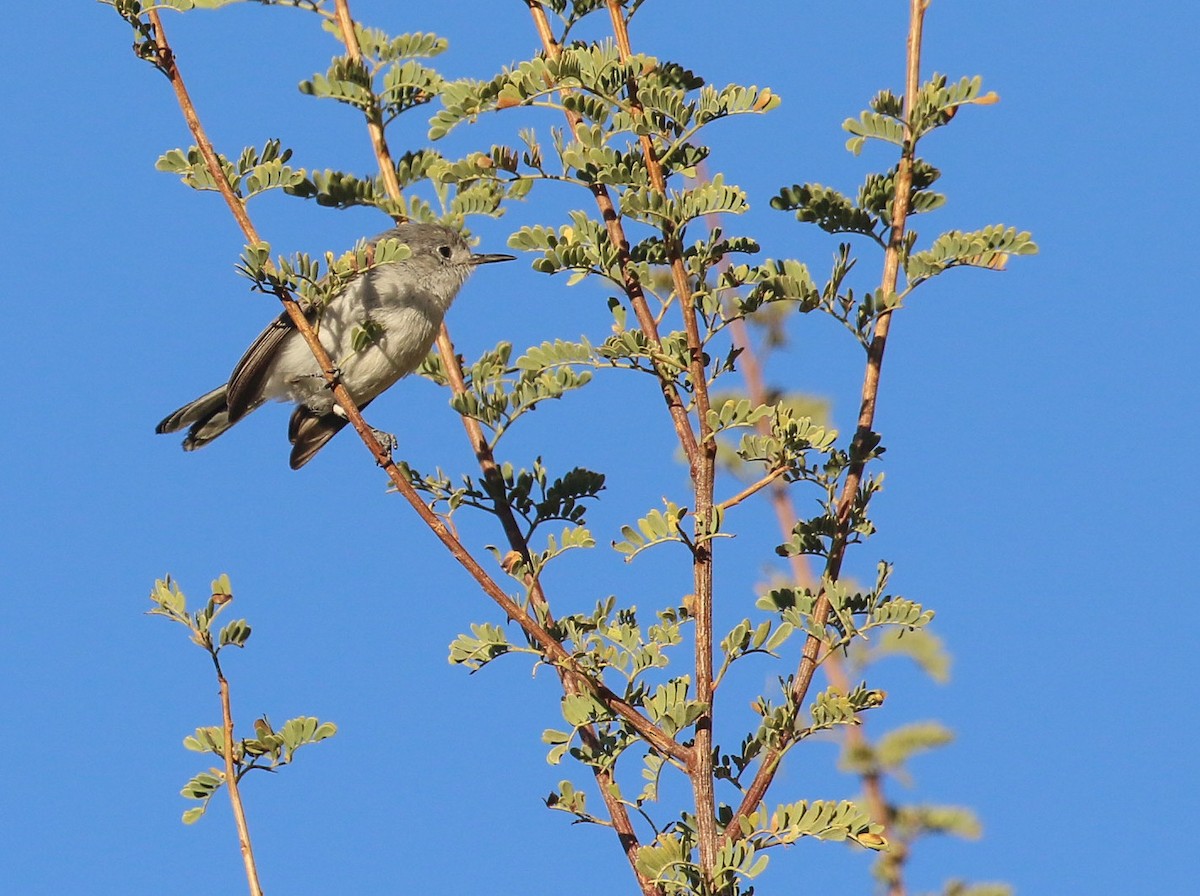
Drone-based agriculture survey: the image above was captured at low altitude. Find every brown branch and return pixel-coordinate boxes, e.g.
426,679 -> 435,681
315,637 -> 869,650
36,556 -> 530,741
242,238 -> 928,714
214,659 -> 263,896
822,650 -> 903,896
603,2 -> 712,443
144,9 -> 684,769
602,3 -> 719,879
147,12 -> 259,243
725,0 -> 928,840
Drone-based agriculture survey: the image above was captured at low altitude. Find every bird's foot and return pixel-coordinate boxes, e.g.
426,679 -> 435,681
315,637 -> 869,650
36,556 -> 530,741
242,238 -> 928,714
370,427 -> 398,463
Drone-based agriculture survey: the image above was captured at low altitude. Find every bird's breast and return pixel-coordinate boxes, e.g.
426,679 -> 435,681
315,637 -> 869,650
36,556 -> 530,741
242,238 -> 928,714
331,303 -> 441,402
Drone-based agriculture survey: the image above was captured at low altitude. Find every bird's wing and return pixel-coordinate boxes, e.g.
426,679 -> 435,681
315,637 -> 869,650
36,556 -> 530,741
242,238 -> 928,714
227,237 -> 393,422
226,310 -> 299,422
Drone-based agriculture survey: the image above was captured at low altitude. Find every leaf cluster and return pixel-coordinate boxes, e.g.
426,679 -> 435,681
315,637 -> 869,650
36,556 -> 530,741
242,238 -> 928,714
769,74 -> 1037,355
148,574 -> 250,655
300,28 -> 445,124
179,715 -> 337,823
635,799 -> 884,895
398,455 -> 604,579
149,575 -> 337,824
444,341 -> 596,446
758,563 -> 933,649
234,233 -> 413,311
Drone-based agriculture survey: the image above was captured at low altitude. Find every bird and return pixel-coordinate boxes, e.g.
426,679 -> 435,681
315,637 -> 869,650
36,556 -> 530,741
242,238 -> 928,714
156,221 -> 515,469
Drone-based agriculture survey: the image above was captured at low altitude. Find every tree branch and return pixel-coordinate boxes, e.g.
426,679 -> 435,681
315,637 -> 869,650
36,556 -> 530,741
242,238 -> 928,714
725,0 -> 928,840
715,465 -> 790,513
601,4 -> 719,879
330,1 -> 403,205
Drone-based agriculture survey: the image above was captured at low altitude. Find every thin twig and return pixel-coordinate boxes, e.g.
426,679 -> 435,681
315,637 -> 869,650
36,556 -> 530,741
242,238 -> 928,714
725,0 -> 928,840
822,650 -> 902,896
716,465 -> 790,513
330,1 -> 403,206
214,657 -> 263,896
144,9 -> 684,767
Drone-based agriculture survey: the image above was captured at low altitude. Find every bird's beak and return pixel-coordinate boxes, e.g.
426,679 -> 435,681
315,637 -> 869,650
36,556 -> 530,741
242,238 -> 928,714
469,252 -> 517,265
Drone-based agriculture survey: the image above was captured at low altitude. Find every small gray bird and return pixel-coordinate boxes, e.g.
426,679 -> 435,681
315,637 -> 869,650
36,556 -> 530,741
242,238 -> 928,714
157,222 -> 514,469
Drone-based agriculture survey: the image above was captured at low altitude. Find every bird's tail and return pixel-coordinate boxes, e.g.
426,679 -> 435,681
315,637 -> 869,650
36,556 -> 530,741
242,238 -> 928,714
156,385 -> 253,451
287,405 -> 350,470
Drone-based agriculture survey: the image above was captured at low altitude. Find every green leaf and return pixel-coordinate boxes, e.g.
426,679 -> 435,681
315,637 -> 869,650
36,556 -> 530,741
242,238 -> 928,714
906,225 -> 1038,283
182,726 -> 224,755
771,183 -> 879,238
217,619 -> 251,648
843,110 -> 906,152
738,799 -> 885,850
148,576 -> 187,619
545,779 -> 590,817
611,501 -> 688,560
180,770 -> 222,801
542,728 -> 573,765
448,622 -> 512,670
561,692 -> 610,727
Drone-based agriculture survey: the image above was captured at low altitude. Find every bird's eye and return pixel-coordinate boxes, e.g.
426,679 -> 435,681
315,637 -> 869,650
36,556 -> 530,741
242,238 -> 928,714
438,245 -> 453,259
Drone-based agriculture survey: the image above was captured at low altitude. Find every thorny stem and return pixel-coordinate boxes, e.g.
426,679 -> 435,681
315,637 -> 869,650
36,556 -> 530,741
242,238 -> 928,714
725,0 -> 928,841
330,3 -> 661,890
143,9 -> 685,769
212,654 -> 263,896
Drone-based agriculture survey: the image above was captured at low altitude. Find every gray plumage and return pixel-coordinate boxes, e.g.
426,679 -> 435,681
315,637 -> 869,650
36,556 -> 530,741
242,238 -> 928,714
157,222 -> 514,469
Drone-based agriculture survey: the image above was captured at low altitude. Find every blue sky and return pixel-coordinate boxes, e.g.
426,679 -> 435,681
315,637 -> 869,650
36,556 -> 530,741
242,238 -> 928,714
1,2 -> 1196,893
